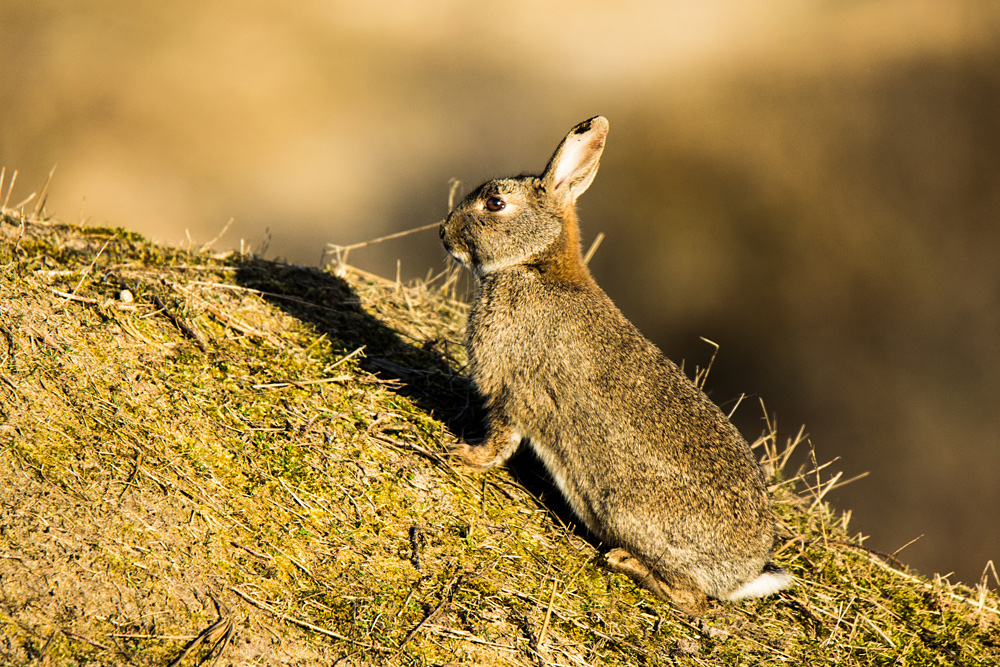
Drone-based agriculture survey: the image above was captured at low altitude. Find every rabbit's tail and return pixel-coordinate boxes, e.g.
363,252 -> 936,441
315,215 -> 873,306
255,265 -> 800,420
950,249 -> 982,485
723,563 -> 793,601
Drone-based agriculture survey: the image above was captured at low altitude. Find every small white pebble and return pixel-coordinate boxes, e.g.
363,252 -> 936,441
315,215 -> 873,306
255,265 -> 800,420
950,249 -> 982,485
119,289 -> 133,303
676,638 -> 700,654
698,620 -> 730,641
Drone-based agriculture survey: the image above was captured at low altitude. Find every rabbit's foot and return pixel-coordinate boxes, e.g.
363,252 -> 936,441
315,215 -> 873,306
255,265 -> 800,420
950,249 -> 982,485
448,439 -> 504,472
605,548 -> 708,616
449,425 -> 523,471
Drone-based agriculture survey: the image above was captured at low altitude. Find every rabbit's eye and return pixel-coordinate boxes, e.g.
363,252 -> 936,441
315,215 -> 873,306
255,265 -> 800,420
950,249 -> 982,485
484,196 -> 506,212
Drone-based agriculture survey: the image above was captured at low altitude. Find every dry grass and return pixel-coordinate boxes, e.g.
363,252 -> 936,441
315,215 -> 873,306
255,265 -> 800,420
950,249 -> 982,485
1,197 -> 998,665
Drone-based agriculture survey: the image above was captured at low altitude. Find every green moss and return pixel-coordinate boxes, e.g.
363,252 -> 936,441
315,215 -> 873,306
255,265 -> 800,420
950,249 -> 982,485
1,215 -> 998,666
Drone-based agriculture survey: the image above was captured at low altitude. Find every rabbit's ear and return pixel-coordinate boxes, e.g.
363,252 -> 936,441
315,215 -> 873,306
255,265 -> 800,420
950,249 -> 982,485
541,116 -> 609,203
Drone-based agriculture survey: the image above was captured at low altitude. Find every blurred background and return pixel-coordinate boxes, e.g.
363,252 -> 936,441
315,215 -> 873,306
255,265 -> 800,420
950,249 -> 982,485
2,1 -> 997,587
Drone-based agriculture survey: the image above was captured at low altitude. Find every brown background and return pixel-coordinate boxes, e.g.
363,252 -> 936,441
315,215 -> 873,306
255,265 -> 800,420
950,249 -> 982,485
2,1 -> 997,587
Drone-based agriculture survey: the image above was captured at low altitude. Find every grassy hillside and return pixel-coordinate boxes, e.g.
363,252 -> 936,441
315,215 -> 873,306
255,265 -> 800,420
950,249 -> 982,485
1,207 -> 997,666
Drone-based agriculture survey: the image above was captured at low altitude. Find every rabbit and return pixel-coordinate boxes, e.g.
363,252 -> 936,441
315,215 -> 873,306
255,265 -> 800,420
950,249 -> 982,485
439,116 -> 791,614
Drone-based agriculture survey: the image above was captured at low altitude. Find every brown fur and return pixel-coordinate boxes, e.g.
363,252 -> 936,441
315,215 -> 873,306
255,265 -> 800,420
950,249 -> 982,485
440,117 -> 791,613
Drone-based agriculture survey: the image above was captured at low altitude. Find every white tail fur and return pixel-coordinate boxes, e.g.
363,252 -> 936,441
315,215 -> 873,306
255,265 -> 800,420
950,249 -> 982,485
724,567 -> 793,601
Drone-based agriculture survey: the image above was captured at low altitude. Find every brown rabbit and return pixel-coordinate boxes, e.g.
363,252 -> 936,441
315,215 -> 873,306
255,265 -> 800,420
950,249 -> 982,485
440,116 -> 791,614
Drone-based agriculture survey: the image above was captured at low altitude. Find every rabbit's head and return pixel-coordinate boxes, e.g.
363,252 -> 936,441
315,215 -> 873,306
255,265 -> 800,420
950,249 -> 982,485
440,116 -> 609,279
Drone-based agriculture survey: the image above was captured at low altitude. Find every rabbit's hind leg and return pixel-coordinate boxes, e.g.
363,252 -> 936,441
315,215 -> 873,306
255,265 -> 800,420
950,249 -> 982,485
605,548 -> 708,615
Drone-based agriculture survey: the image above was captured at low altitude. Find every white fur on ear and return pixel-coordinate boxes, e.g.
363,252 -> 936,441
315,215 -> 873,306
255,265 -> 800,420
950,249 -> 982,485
544,116 -> 609,198
550,133 -> 599,191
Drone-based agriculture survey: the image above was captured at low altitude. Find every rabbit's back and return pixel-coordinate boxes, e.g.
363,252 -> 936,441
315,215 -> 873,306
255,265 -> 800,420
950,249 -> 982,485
469,267 -> 774,597
443,116 -> 790,607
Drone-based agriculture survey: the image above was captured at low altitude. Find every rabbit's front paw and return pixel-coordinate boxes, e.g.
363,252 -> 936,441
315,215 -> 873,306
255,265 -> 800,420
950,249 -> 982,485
448,439 -> 502,472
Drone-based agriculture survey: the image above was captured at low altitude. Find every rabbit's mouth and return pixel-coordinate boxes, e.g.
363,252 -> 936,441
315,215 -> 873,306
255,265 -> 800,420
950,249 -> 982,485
442,238 -> 472,269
